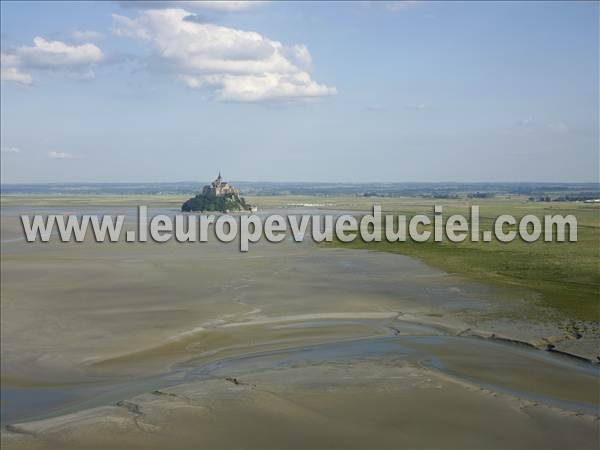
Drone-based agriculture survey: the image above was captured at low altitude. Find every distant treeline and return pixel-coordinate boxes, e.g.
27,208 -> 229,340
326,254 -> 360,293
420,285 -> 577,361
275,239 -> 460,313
528,194 -> 600,202
2,181 -> 599,201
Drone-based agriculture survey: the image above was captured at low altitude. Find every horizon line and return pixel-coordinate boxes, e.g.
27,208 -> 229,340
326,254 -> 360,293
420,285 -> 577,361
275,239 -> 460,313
1,180 -> 599,186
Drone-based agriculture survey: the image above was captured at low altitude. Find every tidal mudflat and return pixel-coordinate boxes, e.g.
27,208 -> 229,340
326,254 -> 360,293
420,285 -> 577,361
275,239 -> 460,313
1,205 -> 598,449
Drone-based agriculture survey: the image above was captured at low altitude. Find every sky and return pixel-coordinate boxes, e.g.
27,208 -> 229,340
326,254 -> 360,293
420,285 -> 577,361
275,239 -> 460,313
1,1 -> 598,183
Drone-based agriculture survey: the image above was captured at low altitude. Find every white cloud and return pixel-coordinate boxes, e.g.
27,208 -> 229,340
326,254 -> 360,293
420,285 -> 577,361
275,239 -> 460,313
516,116 -> 534,127
547,121 -> 569,134
1,146 -> 22,154
112,8 -> 336,103
72,30 -> 105,41
515,118 -> 570,134
1,52 -> 33,86
49,151 -> 80,159
1,37 -> 104,85
369,1 -> 421,12
117,1 -> 266,13
19,37 -> 103,68
404,103 -> 429,111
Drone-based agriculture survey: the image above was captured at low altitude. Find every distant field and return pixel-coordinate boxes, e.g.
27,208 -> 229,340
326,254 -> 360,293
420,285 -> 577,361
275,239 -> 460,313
2,193 -> 598,322
0,194 -> 188,208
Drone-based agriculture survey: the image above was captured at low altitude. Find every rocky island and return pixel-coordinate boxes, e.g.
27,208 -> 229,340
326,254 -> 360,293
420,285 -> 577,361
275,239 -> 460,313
181,172 -> 256,213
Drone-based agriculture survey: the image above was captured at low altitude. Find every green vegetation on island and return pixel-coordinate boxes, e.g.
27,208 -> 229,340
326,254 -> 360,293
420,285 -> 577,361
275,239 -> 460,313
182,192 -> 250,213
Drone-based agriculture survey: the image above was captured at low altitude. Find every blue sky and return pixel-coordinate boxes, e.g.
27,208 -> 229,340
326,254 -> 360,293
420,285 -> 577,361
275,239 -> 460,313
1,1 -> 598,183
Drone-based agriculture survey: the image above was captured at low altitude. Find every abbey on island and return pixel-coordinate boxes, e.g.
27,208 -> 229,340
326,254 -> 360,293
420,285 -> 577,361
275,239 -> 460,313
181,172 -> 257,213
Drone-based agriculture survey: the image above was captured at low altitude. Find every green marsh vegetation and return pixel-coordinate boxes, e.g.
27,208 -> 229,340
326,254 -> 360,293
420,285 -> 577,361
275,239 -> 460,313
324,197 -> 599,323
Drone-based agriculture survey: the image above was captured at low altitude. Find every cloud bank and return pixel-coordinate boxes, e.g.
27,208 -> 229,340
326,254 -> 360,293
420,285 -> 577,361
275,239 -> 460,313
49,151 -> 80,159
117,1 -> 266,13
1,146 -> 22,154
1,37 -> 104,85
71,30 -> 105,42
112,8 -> 336,102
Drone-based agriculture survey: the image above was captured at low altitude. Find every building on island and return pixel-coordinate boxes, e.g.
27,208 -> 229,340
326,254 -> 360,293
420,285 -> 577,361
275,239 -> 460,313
202,171 -> 240,197
182,172 -> 257,213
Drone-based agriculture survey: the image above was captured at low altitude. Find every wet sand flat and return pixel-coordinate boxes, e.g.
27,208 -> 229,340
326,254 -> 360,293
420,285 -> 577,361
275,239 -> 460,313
1,206 -> 599,449
3,337 -> 599,449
